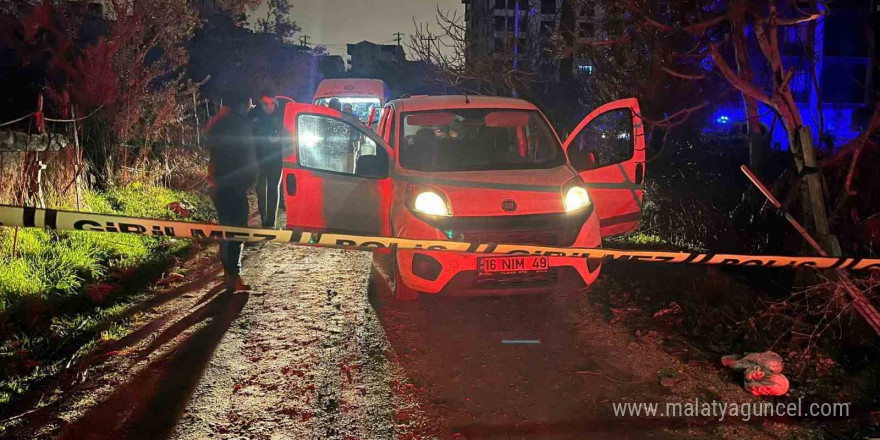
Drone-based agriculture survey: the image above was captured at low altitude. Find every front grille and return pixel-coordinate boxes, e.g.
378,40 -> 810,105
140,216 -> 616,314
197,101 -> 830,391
459,230 -> 562,246
412,208 -> 592,248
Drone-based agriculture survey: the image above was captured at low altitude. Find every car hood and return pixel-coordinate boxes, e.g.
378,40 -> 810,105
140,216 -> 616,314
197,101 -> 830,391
397,165 -> 579,216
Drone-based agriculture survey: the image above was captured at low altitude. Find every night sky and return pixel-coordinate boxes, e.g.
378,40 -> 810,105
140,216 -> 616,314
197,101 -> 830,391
250,0 -> 463,60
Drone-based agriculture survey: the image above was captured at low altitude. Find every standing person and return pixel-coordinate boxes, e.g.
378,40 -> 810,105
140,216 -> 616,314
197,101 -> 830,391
249,91 -> 284,228
206,91 -> 258,292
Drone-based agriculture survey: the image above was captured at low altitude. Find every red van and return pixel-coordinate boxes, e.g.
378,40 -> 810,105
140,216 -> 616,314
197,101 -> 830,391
281,95 -> 645,300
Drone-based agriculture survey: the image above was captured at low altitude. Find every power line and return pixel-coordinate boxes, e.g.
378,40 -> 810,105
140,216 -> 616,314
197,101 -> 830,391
299,35 -> 311,47
394,31 -> 405,46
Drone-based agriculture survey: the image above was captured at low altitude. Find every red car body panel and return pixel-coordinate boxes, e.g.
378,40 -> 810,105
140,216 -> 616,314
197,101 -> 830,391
564,98 -> 646,237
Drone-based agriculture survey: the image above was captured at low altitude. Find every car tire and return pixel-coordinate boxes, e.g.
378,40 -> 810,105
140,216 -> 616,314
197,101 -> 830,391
392,253 -> 420,302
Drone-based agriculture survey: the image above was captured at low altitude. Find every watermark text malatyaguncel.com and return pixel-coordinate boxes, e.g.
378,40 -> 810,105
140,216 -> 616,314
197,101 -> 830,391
611,398 -> 851,422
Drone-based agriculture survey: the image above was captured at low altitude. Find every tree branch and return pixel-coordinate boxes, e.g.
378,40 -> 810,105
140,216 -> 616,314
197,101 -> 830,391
775,13 -> 823,26
622,0 -> 730,34
821,103 -> 880,168
643,101 -> 710,128
576,33 -> 634,47
779,68 -> 795,92
661,66 -> 706,80
730,2 -> 762,134
709,43 -> 775,108
559,32 -> 635,58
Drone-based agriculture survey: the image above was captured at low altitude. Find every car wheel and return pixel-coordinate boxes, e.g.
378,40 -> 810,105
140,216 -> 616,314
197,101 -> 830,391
392,252 -> 420,302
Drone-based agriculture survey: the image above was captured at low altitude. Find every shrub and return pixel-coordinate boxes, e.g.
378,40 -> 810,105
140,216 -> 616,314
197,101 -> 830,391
104,182 -> 182,219
0,259 -> 45,314
64,231 -> 152,269
79,190 -> 116,214
0,229 -> 51,260
102,183 -> 215,222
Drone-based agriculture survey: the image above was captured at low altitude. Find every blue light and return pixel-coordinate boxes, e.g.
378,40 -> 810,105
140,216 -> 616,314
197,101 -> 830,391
700,55 -> 714,72
716,115 -> 730,124
513,0 -> 520,71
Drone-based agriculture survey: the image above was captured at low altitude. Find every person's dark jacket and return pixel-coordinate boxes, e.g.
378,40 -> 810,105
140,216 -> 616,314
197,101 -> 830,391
248,106 -> 283,163
206,107 -> 258,191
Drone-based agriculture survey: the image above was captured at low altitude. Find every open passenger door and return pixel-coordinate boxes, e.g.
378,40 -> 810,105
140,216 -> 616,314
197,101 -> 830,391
281,104 -> 392,236
563,98 -> 646,237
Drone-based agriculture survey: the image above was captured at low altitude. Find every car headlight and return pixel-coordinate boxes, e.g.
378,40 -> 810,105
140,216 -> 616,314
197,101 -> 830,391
413,191 -> 451,216
564,186 -> 591,213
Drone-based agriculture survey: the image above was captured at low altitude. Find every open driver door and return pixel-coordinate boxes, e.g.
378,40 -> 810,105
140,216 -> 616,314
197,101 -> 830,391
563,98 -> 646,238
281,104 -> 392,236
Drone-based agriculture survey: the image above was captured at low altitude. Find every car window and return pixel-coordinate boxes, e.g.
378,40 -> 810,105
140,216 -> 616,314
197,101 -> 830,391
399,109 -> 565,172
568,109 -> 634,171
297,114 -> 386,177
314,97 -> 381,122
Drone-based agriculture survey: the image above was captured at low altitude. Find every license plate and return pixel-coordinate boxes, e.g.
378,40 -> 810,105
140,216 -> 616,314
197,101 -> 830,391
478,256 -> 550,276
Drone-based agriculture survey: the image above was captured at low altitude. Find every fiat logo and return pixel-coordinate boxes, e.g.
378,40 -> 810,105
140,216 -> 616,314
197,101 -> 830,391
502,199 -> 517,212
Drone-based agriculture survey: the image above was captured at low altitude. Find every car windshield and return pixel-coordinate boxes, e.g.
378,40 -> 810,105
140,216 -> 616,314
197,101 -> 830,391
399,109 -> 565,172
314,97 -> 381,122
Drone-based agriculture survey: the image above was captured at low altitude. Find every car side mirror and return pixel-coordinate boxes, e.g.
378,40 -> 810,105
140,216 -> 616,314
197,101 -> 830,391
571,149 -> 599,171
587,152 -> 597,168
355,155 -> 388,178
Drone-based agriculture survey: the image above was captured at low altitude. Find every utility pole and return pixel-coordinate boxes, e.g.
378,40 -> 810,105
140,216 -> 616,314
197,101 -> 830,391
299,35 -> 311,48
394,31 -> 405,46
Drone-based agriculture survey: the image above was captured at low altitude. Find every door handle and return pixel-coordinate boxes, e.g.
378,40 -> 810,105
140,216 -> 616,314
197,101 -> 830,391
285,174 -> 297,196
635,164 -> 644,185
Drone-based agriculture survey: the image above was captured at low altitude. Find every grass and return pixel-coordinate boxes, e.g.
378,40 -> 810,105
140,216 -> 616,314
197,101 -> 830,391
607,232 -> 666,249
0,184 -> 215,412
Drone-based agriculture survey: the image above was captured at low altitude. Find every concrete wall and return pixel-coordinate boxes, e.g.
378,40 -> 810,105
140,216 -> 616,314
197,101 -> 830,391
0,145 -> 86,207
0,130 -> 70,152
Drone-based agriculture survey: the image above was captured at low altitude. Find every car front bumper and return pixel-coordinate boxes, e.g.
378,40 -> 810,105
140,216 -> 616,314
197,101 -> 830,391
394,206 -> 603,295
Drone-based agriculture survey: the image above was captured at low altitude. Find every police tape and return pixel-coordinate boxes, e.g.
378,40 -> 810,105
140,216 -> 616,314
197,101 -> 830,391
1,204 -> 879,271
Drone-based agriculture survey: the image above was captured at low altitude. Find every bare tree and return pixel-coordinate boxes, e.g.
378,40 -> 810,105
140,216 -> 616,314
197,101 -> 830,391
408,7 -> 537,97
559,0 -> 834,251
729,1 -> 768,178
706,2 -> 831,250
255,0 -> 300,42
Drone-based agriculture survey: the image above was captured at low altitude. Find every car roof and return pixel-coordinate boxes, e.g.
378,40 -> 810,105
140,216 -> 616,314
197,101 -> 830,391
388,95 -> 540,113
313,78 -> 389,100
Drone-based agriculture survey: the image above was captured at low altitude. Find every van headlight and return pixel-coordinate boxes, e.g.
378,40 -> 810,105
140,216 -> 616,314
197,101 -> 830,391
413,191 -> 451,216
563,186 -> 591,213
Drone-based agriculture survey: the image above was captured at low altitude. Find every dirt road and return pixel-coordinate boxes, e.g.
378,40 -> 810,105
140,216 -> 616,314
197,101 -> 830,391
8,242 -> 817,440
